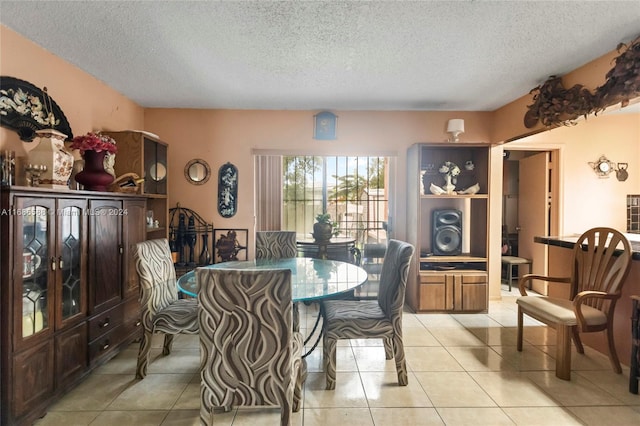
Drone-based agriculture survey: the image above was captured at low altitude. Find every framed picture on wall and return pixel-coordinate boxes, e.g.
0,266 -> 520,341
213,228 -> 248,263
313,111 -> 337,140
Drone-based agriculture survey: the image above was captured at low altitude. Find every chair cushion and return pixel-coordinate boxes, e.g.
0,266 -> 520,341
153,298 -> 199,333
323,300 -> 393,338
516,296 -> 607,326
501,256 -> 532,265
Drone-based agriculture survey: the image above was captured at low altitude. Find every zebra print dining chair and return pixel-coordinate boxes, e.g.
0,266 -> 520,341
196,268 -> 306,426
255,230 -> 298,259
321,239 -> 414,390
133,238 -> 199,379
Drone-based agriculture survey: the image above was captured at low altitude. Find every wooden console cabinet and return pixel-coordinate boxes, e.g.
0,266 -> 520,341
406,144 -> 491,313
0,186 -> 145,425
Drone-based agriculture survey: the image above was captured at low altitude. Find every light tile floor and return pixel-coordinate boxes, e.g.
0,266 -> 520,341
35,288 -> 640,425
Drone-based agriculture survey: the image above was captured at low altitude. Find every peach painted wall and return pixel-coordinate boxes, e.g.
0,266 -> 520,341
0,26 -> 144,158
145,108 -> 493,243
505,112 -> 640,235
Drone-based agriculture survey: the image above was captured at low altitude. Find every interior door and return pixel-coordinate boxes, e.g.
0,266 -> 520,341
518,152 -> 549,294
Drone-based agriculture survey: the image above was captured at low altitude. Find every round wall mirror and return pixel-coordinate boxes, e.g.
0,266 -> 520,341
184,159 -> 211,185
149,162 -> 167,181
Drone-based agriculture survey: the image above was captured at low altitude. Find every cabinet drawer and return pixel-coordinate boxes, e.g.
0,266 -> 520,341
88,324 -> 128,364
419,273 -> 445,284
88,304 -> 124,341
461,273 -> 487,284
123,315 -> 143,342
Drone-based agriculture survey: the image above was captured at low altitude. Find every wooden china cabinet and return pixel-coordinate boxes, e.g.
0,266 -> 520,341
0,186 -> 146,425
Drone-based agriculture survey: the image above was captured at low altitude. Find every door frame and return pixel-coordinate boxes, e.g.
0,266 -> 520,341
501,143 -> 563,280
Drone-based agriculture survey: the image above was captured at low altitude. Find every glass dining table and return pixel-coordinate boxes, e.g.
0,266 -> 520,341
177,257 -> 369,356
177,257 -> 368,301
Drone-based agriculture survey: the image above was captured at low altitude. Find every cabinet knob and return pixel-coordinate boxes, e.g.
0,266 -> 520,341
135,320 -> 141,327
100,318 -> 110,328
101,341 -> 110,351
50,257 -> 56,271
58,256 -> 64,269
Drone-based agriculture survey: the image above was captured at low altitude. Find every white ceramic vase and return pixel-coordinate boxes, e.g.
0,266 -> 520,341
28,129 -> 73,189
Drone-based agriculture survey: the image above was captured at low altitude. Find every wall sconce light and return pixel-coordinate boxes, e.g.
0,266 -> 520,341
588,155 -> 629,181
446,119 -> 464,142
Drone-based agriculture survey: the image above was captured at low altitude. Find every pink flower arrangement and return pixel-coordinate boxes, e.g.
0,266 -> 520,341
69,132 -> 117,154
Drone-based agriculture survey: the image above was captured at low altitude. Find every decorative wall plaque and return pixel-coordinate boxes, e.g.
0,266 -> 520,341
313,111 -> 337,140
218,162 -> 238,218
0,76 -> 73,141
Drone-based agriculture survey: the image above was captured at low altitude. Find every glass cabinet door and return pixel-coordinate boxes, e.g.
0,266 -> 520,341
16,198 -> 55,345
57,199 -> 86,326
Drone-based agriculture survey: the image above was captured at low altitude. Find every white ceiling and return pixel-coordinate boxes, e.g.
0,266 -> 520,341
1,1 -> 639,111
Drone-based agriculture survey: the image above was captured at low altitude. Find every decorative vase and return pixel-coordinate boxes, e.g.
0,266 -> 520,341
69,159 -> 85,190
313,222 -> 333,242
74,150 -> 114,191
176,213 -> 187,266
199,234 -> 211,265
28,129 -> 73,189
186,216 -> 197,266
443,174 -> 456,194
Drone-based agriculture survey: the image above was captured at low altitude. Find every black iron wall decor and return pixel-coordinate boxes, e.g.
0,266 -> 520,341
0,76 -> 73,141
218,162 -> 238,218
525,35 -> 640,129
213,228 -> 248,263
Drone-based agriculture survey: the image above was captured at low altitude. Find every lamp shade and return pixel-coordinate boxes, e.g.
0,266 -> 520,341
447,119 -> 465,134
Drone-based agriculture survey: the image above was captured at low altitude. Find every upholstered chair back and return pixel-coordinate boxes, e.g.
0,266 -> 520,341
134,238 -> 179,326
377,239 -> 415,319
133,238 -> 198,380
197,268 -> 304,425
255,231 -> 297,259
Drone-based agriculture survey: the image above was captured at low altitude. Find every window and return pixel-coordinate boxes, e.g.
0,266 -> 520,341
282,156 -> 389,246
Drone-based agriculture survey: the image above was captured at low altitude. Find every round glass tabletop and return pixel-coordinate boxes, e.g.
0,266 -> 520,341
177,257 -> 368,302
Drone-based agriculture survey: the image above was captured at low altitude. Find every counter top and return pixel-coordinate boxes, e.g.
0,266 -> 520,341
534,234 -> 640,261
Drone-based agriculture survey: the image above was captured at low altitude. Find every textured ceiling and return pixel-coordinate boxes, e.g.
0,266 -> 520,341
1,1 -> 639,111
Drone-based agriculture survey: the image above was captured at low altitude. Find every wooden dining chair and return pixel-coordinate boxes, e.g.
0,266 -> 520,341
516,227 -> 632,380
255,230 -> 297,259
133,238 -> 199,379
196,268 -> 306,426
321,239 -> 414,390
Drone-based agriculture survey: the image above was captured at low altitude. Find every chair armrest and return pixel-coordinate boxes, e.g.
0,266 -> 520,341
573,290 -> 618,328
518,274 -> 570,296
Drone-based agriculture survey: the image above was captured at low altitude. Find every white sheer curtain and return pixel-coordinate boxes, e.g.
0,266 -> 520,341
254,155 -> 282,231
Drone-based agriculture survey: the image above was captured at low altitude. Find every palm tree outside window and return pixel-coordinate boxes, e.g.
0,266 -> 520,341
282,156 -> 389,247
